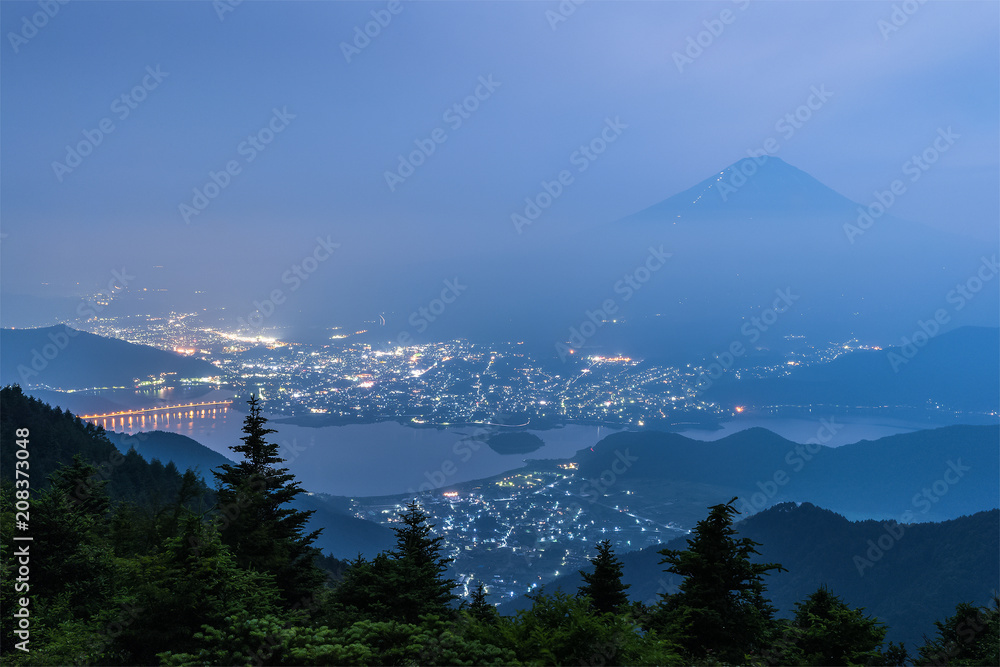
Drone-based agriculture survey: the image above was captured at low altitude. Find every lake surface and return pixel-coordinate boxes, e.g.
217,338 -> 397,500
115,409 -> 619,496
106,404 -> 950,496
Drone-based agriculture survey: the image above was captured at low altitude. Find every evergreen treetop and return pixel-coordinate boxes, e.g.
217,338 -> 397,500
211,395 -> 323,605
579,539 -> 631,615
658,496 -> 785,663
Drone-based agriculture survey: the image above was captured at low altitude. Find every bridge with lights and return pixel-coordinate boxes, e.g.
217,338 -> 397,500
81,400 -> 233,430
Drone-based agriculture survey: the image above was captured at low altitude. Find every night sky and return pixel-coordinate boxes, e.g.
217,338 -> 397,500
1,0 -> 997,314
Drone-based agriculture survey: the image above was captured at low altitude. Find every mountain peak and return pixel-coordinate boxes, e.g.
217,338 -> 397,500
622,156 -> 860,223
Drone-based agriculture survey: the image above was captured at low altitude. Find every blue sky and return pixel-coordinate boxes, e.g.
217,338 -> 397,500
1,0 -> 997,304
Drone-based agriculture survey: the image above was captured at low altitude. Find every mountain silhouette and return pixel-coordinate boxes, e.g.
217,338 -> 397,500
621,156 -> 861,223
0,324 -> 219,389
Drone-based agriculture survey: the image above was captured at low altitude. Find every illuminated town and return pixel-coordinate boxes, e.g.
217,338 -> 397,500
343,464 -> 692,602
69,310 -> 885,428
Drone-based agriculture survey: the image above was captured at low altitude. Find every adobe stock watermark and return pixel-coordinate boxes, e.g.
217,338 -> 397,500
843,126 -> 959,243
545,0 -> 587,31
578,449 -> 639,503
187,440 -> 317,559
555,245 -> 671,361
682,287 -> 799,395
508,447 -> 639,573
17,267 -> 135,385
737,417 -> 842,515
919,601 -> 996,666
407,423 -> 499,494
13,323 -> 79,386
718,85 -> 834,202
52,66 -> 169,182
236,236 -> 340,331
877,0 -> 928,40
7,0 -> 69,54
512,117 -> 628,234
672,0 -> 751,73
853,459 -> 971,576
394,278 -> 467,346
213,0 -> 243,22
887,254 -> 998,372
340,0 -> 406,63
179,107 -> 296,224
76,601 -> 145,664
384,75 -> 501,192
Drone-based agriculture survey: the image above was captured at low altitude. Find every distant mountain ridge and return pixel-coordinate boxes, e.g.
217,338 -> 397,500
621,156 -> 862,223
0,324 -> 219,389
574,423 -> 999,522
101,428 -> 395,560
502,502 -> 999,650
4,388 -> 395,560
703,326 -> 1000,415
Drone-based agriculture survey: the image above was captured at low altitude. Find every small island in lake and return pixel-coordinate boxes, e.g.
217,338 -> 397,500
487,431 -> 544,455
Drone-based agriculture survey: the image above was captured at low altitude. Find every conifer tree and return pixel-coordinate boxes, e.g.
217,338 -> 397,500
578,539 -> 630,614
916,597 -> 999,666
657,497 -> 784,663
212,395 -> 323,604
789,585 -> 893,666
468,581 -> 498,624
389,500 -> 458,623
28,457 -> 115,620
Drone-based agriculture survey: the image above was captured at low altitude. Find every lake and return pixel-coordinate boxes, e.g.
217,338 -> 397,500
108,404 -> 948,496
115,409 -> 618,496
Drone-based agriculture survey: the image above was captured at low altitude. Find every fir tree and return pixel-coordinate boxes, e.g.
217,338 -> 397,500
916,597 -> 1000,666
578,539 -> 631,614
212,395 -> 323,605
789,585 -> 893,666
389,500 -> 458,623
657,497 -> 785,663
467,581 -> 498,624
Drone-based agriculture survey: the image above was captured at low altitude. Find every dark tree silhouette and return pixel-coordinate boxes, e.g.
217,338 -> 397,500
389,500 -> 458,623
212,395 -> 323,605
916,597 -> 1000,666
579,539 -> 631,614
657,496 -> 785,663
326,501 -> 457,625
467,581 -> 498,624
789,585 -> 895,665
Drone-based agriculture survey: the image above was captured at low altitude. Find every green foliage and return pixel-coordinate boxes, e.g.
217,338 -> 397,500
0,385 -> 114,488
484,589 -> 683,666
161,614 -> 517,666
326,501 -> 458,625
765,585 -> 892,666
115,515 -> 281,663
212,394 -> 324,605
916,597 -> 1000,666
466,581 -> 500,624
3,388 -> 993,666
579,539 -> 631,615
325,552 -> 400,624
0,384 -> 214,510
15,458 -> 117,625
657,496 -> 785,663
792,585 -> 888,665
389,500 -> 459,622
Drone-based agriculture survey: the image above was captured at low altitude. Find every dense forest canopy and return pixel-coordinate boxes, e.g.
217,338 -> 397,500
1,385 -> 997,665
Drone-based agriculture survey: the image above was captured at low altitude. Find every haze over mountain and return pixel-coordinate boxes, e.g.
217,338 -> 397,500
502,503 -> 1000,650
2,157 -> 993,368
704,326 -> 1000,416
620,156 -> 862,222
0,325 -> 219,390
575,424 -> 999,523
322,156 -> 998,363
